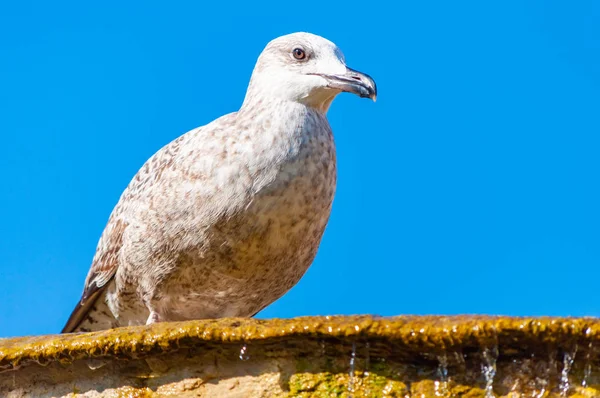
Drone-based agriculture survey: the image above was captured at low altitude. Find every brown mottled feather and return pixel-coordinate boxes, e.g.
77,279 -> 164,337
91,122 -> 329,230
60,282 -> 106,333
62,216 -> 127,333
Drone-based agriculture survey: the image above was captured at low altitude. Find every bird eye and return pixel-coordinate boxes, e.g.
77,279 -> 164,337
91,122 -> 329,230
292,48 -> 306,60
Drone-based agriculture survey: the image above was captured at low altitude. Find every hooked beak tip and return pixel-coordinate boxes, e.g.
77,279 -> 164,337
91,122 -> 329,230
309,67 -> 377,102
346,66 -> 377,102
339,67 -> 377,101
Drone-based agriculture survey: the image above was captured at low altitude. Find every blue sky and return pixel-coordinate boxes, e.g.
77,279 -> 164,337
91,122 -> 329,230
1,1 -> 599,338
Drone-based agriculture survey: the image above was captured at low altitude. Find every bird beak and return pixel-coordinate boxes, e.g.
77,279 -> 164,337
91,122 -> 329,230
310,67 -> 377,102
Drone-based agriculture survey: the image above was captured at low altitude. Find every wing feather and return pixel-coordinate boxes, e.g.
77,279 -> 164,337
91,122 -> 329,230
61,216 -> 127,333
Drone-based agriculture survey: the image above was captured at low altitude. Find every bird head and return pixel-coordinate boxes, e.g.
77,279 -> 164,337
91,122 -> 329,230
243,32 -> 377,113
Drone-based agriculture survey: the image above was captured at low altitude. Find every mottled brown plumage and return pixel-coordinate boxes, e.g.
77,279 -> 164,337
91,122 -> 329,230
62,32 -> 376,333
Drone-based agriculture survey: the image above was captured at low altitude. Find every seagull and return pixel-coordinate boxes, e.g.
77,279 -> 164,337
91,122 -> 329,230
62,32 -> 376,333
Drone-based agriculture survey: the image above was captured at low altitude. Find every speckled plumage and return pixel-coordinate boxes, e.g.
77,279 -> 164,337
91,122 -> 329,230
62,32 -> 376,333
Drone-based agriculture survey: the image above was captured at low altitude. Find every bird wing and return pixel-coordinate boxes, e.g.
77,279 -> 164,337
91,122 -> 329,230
61,213 -> 128,333
61,127 -> 196,333
61,116 -> 237,333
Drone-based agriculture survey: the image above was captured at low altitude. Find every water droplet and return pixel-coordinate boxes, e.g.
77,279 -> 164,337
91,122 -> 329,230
348,341 -> 357,395
434,353 -> 449,397
559,345 -> 577,397
481,346 -> 498,398
239,343 -> 250,361
86,358 -> 107,370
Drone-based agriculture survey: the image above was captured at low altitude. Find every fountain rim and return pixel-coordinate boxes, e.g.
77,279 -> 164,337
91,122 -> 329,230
1,315 -> 599,371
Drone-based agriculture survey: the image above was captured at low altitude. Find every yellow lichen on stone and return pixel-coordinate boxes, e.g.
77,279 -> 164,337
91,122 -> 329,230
2,316 -> 600,397
2,315 -> 600,369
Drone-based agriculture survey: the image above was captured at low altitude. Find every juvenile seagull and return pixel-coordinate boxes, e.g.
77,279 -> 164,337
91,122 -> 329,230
62,32 -> 376,333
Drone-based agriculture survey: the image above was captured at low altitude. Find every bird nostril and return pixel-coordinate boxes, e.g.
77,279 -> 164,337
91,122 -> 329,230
351,76 -> 362,81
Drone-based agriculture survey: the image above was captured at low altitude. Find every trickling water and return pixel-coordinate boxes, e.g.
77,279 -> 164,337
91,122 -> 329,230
239,343 -> 250,361
530,352 -> 552,398
481,346 -> 498,398
534,388 -> 547,398
583,362 -> 593,389
434,353 -> 449,397
363,342 -> 371,396
582,341 -> 593,388
364,341 -> 371,376
454,351 -> 466,375
348,341 -> 357,394
559,346 -> 576,397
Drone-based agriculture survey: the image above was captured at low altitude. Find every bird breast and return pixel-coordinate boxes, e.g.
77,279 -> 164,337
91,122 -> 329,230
105,102 -> 337,321
120,102 -> 337,284
223,103 -> 337,257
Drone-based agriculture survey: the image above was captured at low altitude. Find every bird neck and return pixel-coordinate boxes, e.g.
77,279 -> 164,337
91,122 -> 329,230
298,90 -> 338,113
240,72 -> 335,114
238,96 -> 319,120
237,97 -> 329,146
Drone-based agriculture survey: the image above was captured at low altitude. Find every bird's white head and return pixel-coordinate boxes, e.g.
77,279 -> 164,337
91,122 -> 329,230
242,32 -> 377,113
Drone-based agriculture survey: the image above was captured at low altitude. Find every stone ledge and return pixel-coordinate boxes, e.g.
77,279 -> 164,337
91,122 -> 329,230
1,316 -> 600,397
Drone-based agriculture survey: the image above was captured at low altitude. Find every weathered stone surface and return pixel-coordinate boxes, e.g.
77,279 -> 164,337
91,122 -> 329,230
1,316 -> 600,397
